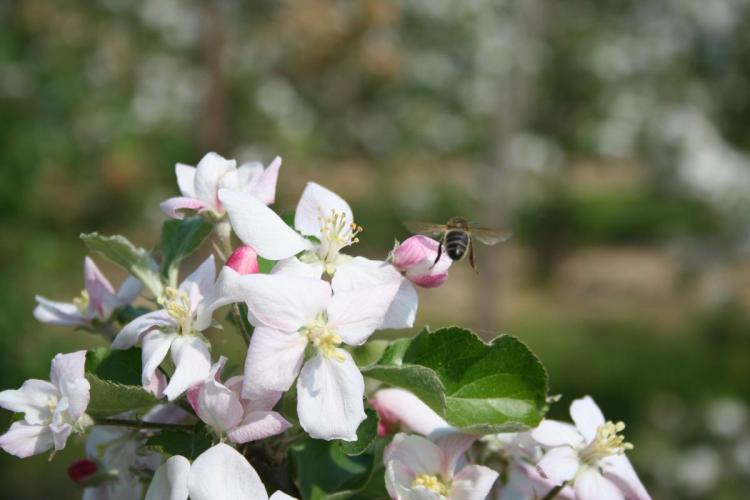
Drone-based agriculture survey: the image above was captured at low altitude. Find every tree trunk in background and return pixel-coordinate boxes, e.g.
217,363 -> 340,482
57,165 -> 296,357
200,0 -> 228,152
476,0 -> 546,333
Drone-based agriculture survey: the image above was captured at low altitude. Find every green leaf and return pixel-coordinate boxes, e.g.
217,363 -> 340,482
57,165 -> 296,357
350,340 -> 389,368
85,347 -> 143,386
81,232 -> 163,297
145,425 -> 213,460
362,326 -> 548,434
160,217 -> 213,282
335,409 -> 379,456
85,373 -> 160,418
290,438 -> 373,500
257,256 -> 274,274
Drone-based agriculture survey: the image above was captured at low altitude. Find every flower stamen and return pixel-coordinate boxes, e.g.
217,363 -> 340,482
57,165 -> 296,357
581,421 -> 633,464
72,290 -> 90,313
301,316 -> 346,362
412,474 -> 448,495
316,209 -> 363,263
158,287 -> 192,333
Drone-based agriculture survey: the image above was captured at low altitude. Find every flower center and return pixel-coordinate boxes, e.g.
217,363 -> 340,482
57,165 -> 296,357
300,315 -> 345,362
580,421 -> 633,464
317,208 -> 362,264
158,287 -> 192,333
412,474 -> 448,495
73,290 -> 90,313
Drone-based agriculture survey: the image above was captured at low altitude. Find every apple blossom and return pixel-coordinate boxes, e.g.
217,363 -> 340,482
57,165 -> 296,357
385,433 -> 499,500
221,272 -> 400,441
493,461 -> 575,500
0,350 -> 92,458
160,152 -> 281,220
112,255 -> 221,401
144,443 -> 296,500
390,235 -> 452,288
34,257 -> 142,328
531,396 -> 651,500
186,357 -> 291,443
226,245 -> 260,275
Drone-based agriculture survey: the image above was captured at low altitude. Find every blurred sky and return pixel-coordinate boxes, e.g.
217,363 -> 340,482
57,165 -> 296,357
2,0 -> 750,498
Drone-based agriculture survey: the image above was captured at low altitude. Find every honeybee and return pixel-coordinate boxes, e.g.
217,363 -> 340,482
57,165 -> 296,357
404,217 -> 511,273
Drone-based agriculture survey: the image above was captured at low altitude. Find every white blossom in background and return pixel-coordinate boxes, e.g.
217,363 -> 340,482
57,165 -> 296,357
385,433 -> 498,500
532,396 -> 650,500
160,152 -> 280,220
112,255 -> 224,400
34,257 -> 142,328
144,443 -> 296,500
0,351 -> 92,458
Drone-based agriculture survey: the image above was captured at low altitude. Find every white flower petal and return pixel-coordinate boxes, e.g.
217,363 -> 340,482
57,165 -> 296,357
570,396 -> 607,443
188,443 -> 269,500
116,276 -> 143,305
269,492 -> 297,500
219,189 -> 312,260
179,255 -> 216,311
145,455 -> 191,500
601,454 -> 652,500
0,380 -> 57,425
434,433 -> 477,479
370,388 -> 451,437
227,411 -> 292,444
449,464 -> 500,500
160,197 -> 210,220
0,421 -> 55,458
141,331 -> 176,392
112,310 -> 174,350
384,433 -> 443,477
193,152 -> 236,208
33,296 -> 87,327
575,467 -> 624,500
531,420 -> 585,448
297,352 -> 365,441
164,336 -> 212,401
248,156 -> 281,205
50,352 -> 90,421
271,257 -> 325,279
197,380 -> 244,433
194,267 -> 248,331
294,182 -> 353,239
175,163 -> 197,198
327,281 -> 401,345
239,274 -> 331,332
83,257 -> 118,320
536,447 -> 581,484
242,327 -> 307,398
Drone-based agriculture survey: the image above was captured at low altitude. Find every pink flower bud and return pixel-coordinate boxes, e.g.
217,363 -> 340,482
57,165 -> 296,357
68,458 -> 98,485
369,396 -> 401,437
226,245 -> 260,275
391,235 -> 451,288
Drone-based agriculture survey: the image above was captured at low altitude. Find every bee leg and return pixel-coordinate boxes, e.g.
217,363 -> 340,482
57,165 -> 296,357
432,235 -> 445,269
469,240 -> 478,274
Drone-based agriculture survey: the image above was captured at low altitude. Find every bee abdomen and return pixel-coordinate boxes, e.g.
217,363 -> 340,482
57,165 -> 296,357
445,230 -> 469,260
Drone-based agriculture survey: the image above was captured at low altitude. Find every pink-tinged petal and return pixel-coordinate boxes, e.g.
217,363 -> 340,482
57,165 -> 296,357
332,257 -> 416,330
83,257 -> 118,320
0,380 -> 57,424
449,464 -> 499,500
175,163 -> 197,198
226,246 -> 260,275
242,327 -> 307,398
434,433 -> 477,479
385,460 -> 418,500
294,182 -> 354,239
392,236 -> 452,289
145,455 -> 191,500
164,336 -> 212,401
160,197 -> 210,220
570,396 -> 607,443
144,403 -> 193,425
575,467 -> 624,500
536,447 -> 581,484
219,189 -> 312,260
601,454 -> 652,500
531,420 -> 585,448
145,370 -> 168,399
188,443 -> 269,500
50,350 -> 86,389
327,281 -> 401,346
196,379 -> 244,433
113,310 -> 174,350
193,152 -> 236,210
271,257 -> 325,279
239,274 -> 331,332
251,156 -> 281,205
241,386 -> 283,413
33,296 -> 87,327
297,352 -> 366,441
194,267 -> 248,331
50,351 -> 90,422
500,462 -> 576,500
370,388 -> 451,437
179,255 -> 216,311
384,433 -> 443,477
141,331 -> 176,392
0,421 -> 55,458
227,411 -> 292,444
116,276 -> 143,305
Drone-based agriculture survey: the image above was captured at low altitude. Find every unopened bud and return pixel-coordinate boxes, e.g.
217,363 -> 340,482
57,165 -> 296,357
68,458 -> 99,486
226,245 -> 259,275
391,236 -> 451,288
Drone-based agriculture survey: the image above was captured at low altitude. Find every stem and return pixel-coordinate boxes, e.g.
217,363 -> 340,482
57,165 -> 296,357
233,303 -> 254,346
94,418 -> 195,432
542,482 -> 567,500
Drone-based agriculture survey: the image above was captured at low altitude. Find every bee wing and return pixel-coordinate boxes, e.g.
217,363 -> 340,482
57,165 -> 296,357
404,221 -> 447,236
470,228 -> 512,245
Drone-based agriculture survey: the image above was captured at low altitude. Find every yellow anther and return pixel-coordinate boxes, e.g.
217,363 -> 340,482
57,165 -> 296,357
158,287 -> 192,332
412,474 -> 448,495
581,421 -> 633,464
73,290 -> 90,313
301,317 -> 346,362
316,208 -> 363,263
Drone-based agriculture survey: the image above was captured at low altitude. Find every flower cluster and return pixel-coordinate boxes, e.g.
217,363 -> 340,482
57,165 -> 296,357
0,151 -> 650,500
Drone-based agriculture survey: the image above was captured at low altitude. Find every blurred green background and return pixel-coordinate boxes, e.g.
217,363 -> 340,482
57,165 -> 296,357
2,0 -> 750,498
